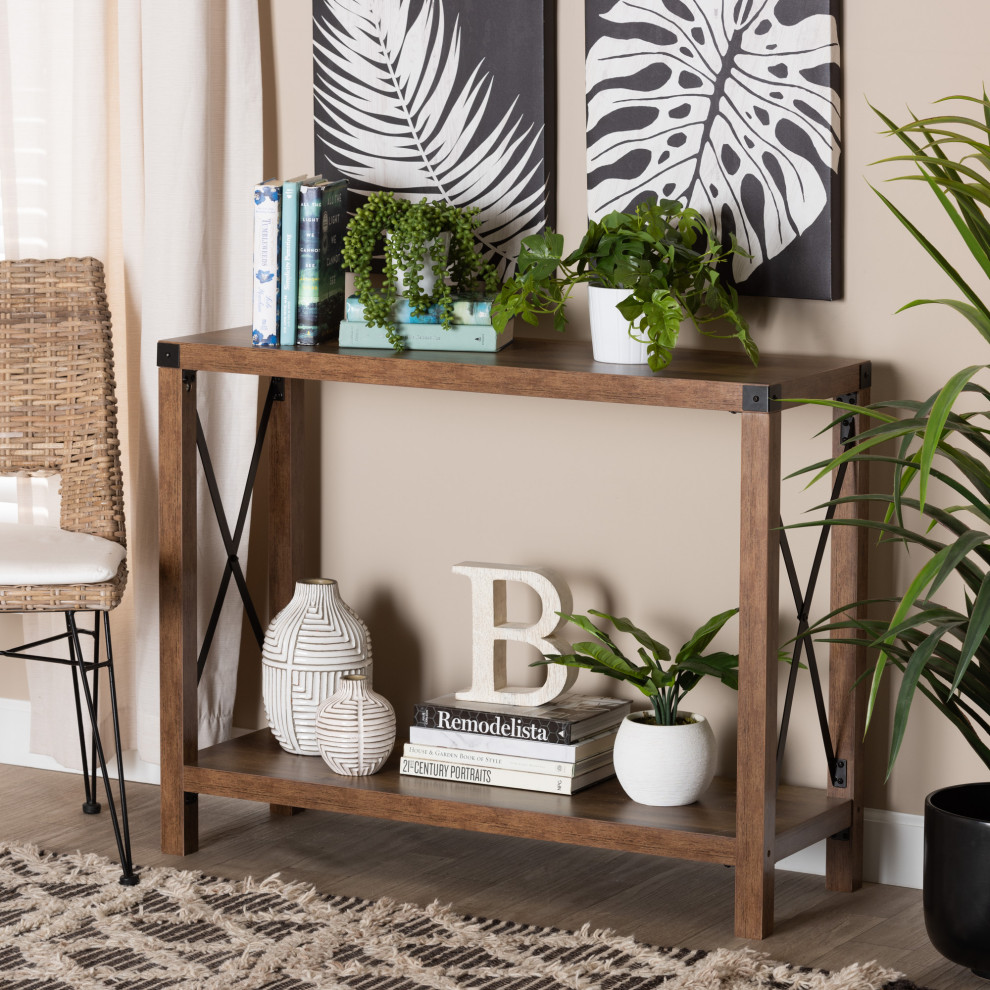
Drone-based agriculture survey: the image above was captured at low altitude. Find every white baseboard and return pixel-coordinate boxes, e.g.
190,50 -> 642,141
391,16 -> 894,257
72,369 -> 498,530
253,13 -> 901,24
777,807 -> 924,889
0,697 -> 160,785
1,696 -> 925,887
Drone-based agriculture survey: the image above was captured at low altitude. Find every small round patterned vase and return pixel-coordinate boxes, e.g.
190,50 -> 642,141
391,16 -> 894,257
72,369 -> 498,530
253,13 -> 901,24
315,674 -> 396,776
262,579 -> 372,756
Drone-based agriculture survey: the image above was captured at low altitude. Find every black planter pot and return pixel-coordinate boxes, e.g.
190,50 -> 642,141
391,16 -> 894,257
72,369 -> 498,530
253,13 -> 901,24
924,783 -> 990,978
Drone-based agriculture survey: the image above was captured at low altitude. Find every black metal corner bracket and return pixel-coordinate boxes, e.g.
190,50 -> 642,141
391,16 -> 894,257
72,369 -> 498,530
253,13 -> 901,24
835,392 -> 859,445
157,342 -> 180,368
741,384 -> 782,412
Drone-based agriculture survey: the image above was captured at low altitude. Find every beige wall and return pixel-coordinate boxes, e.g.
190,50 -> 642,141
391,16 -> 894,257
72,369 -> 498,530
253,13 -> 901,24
258,0 -> 990,816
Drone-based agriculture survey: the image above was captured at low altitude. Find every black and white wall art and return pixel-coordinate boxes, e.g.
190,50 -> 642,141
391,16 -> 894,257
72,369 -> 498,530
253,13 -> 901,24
586,0 -> 842,300
313,0 -> 556,277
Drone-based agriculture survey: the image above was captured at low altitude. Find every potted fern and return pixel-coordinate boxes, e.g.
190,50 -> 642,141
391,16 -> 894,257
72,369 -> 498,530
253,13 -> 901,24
532,607 -> 740,805
491,197 -> 756,371
341,191 -> 500,351
796,93 -> 990,978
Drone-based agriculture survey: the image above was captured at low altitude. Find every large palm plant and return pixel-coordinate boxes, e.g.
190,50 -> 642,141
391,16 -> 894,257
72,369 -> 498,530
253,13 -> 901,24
796,93 -> 990,778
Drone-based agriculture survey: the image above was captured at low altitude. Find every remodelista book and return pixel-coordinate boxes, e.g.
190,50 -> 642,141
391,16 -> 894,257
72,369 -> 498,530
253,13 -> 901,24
412,692 -> 631,745
407,724 -> 619,762
402,741 -> 614,778
398,755 -> 615,795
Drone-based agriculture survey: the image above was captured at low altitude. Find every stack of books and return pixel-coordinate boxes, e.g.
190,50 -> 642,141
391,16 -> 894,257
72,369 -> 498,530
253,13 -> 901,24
339,293 -> 513,352
251,174 -> 348,348
400,692 -> 631,794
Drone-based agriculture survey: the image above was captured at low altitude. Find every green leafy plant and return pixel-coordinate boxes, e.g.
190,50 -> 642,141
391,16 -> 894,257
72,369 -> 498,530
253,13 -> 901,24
793,92 -> 990,778
531,607 -> 740,726
341,191 -> 500,350
491,197 -> 756,372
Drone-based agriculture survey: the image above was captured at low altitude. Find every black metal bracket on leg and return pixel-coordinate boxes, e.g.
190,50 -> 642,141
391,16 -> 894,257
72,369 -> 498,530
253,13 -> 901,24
776,393 -> 861,790
195,377 -> 284,682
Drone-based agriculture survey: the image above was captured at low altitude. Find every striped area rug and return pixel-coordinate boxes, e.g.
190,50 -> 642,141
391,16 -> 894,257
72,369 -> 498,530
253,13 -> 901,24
0,842 -> 921,989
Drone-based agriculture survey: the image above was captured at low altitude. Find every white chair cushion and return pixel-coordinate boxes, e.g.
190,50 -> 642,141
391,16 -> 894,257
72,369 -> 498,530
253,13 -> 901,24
0,470 -> 61,526
0,521 -> 126,585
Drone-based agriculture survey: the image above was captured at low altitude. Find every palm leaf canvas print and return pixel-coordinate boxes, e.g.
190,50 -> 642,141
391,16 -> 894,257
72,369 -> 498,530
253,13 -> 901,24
586,0 -> 842,300
313,0 -> 556,278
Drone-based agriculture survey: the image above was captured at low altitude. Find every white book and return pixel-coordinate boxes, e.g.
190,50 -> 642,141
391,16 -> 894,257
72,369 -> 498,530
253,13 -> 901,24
402,742 -> 613,778
399,755 -> 615,795
252,179 -> 282,347
407,724 -> 619,763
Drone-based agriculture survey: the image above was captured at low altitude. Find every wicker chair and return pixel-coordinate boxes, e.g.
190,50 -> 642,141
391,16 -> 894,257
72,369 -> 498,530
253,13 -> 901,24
0,257 -> 137,884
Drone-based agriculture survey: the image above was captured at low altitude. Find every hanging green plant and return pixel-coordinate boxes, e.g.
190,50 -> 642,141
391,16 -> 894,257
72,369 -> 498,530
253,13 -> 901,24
341,191 -> 501,350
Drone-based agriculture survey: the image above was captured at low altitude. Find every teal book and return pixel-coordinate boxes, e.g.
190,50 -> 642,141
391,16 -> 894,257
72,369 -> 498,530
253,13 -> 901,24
296,177 -> 347,345
343,293 -> 497,326
338,319 -> 513,352
278,174 -> 317,346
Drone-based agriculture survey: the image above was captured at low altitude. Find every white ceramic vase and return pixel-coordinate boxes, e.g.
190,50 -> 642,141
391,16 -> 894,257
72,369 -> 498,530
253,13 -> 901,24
588,285 -> 649,364
261,579 -> 372,756
612,711 -> 716,806
316,674 -> 396,775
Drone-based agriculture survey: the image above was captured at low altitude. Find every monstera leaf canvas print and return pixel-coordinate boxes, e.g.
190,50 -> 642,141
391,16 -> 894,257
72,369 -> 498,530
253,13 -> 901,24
586,0 -> 842,300
313,0 -> 556,278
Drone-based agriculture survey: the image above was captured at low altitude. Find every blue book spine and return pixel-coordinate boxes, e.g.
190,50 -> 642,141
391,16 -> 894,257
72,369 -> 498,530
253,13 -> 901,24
252,180 -> 281,347
297,178 -> 347,345
279,178 -> 302,346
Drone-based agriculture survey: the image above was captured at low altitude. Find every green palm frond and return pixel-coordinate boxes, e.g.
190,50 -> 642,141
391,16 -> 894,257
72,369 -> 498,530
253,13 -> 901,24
790,93 -> 990,777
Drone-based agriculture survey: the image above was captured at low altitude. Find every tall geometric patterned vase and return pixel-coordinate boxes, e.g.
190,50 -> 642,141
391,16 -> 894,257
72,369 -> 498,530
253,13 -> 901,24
261,579 -> 372,755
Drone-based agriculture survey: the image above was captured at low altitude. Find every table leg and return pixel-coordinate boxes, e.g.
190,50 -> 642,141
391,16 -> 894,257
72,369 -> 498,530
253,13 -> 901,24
826,386 -> 871,891
735,410 -> 781,938
159,366 -> 199,854
268,377 -> 304,816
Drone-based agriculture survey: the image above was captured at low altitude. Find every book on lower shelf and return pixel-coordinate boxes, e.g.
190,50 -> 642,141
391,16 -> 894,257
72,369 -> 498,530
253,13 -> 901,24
402,741 -> 613,777
412,692 -> 631,745
407,724 -> 619,762
398,754 -> 615,794
338,319 -> 513,352
251,179 -> 282,347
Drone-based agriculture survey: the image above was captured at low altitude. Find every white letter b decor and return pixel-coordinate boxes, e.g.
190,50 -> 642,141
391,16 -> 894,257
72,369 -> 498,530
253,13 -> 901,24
452,561 -> 575,707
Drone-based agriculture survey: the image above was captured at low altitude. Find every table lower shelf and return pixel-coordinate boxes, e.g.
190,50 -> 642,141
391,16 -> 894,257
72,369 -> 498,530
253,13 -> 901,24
186,730 -> 851,867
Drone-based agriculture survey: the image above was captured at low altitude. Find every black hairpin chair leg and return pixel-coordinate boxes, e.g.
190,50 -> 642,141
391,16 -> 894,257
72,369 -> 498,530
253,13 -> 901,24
65,611 -> 139,886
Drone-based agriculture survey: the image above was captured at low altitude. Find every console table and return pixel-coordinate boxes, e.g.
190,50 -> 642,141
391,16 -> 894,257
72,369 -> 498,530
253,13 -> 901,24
157,329 -> 871,939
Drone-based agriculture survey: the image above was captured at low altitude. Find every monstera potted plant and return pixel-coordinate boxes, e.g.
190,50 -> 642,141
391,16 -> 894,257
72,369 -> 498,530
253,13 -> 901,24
531,606 -> 741,805
491,197 -> 756,371
796,93 -> 990,979
342,190 -> 500,351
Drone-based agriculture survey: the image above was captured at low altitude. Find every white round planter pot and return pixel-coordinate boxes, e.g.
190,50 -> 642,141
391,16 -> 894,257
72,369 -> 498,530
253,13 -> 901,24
588,285 -> 649,365
612,711 -> 716,806
392,231 -> 452,296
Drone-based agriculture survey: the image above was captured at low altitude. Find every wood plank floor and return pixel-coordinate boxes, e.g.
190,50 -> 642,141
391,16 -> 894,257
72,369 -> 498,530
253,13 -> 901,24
0,763 -> 982,990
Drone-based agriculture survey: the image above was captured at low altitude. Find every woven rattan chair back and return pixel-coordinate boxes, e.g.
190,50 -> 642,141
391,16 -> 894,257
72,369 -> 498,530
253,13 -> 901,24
0,257 -> 126,611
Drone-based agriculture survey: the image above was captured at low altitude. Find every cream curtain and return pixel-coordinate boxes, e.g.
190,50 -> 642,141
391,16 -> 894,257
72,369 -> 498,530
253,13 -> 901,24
0,0 -> 263,769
